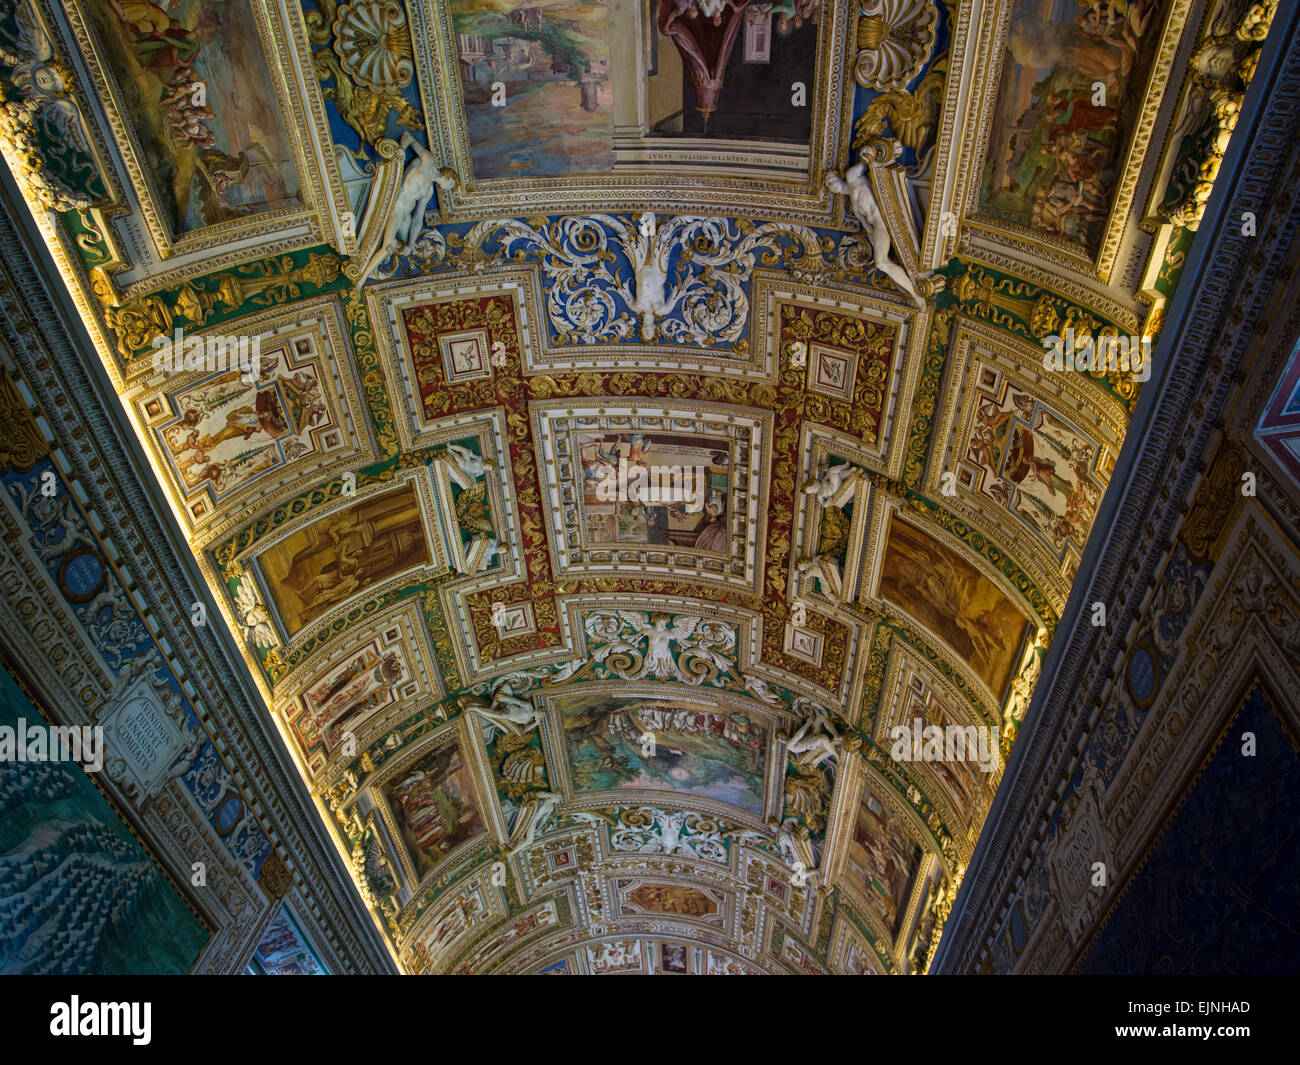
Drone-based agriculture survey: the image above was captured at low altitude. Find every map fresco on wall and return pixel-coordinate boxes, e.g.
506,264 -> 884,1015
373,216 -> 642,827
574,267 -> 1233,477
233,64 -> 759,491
1076,688 -> 1300,974
979,0 -> 1165,252
83,0 -> 302,234
0,664 -> 209,974
449,0 -> 615,178
558,693 -> 767,814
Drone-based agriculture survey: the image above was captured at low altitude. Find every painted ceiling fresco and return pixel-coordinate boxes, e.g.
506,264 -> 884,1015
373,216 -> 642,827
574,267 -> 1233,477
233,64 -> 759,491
0,0 -> 1276,973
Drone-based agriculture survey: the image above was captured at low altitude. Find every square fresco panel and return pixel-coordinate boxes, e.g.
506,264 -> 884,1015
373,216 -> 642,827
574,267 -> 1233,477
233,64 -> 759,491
847,786 -> 923,938
649,2 -> 820,142
385,743 -> 484,879
878,517 -> 1030,698
293,638 -> 412,755
156,342 -> 332,505
978,0 -> 1165,253
449,0 -> 615,178
577,431 -> 732,555
557,692 -> 767,814
259,487 -> 430,637
83,0 -> 302,235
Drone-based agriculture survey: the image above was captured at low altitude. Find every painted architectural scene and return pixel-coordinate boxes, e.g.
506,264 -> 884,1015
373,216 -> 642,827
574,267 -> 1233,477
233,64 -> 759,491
0,664 -> 209,974
450,0 -> 615,177
578,431 -> 731,554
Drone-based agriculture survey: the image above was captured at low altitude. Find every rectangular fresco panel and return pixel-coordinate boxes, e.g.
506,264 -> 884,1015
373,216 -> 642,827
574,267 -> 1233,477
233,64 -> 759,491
902,685 -> 993,833
83,0 -> 302,235
293,638 -> 412,754
577,431 -> 732,555
449,0 -> 615,178
385,743 -> 484,878
558,692 -> 767,814
259,487 -> 430,637
649,2 -> 819,142
847,786 -> 923,937
965,375 -> 1104,560
978,0 -> 1165,253
156,340 -> 331,505
878,517 -> 1030,698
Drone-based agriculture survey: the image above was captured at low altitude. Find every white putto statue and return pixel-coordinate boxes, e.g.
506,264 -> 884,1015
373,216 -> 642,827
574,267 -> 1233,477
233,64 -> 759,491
506,790 -> 562,857
803,462 -> 859,507
825,163 -> 926,310
444,443 -> 495,486
355,132 -> 456,288
784,702 -> 843,770
459,683 -> 539,740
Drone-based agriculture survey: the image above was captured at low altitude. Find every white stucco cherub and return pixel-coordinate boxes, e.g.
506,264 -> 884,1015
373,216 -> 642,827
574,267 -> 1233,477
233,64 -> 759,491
784,704 -> 842,770
803,462 -> 860,507
443,443 -> 495,487
507,790 -> 562,857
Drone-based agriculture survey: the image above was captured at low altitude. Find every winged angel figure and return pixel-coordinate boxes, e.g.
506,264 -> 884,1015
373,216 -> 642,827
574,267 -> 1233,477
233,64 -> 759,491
0,0 -> 101,210
586,611 -> 737,686
457,213 -> 825,348
233,578 -> 276,650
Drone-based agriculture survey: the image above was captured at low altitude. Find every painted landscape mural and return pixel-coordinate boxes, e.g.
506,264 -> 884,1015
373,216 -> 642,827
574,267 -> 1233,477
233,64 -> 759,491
559,693 -> 767,813
979,0 -> 1164,252
450,0 -> 615,178
84,0 -> 302,234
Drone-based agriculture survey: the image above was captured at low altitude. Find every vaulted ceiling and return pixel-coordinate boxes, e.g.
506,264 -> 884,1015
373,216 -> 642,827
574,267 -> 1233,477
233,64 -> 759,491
0,0 -> 1275,973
